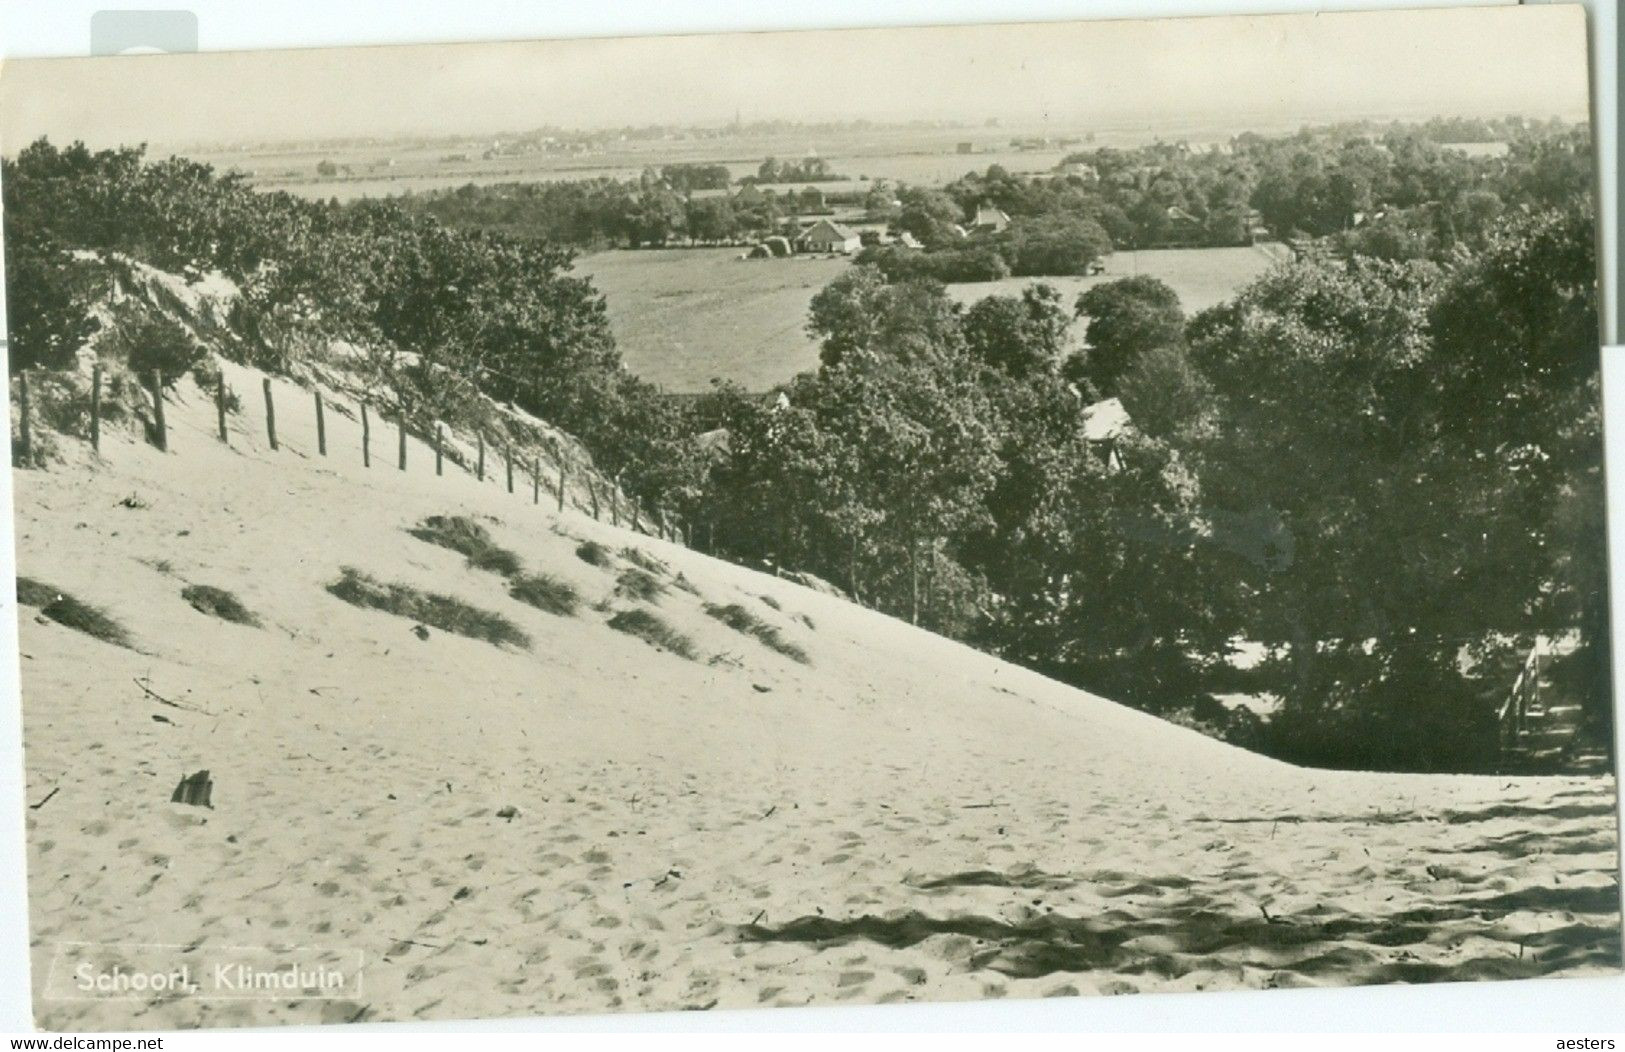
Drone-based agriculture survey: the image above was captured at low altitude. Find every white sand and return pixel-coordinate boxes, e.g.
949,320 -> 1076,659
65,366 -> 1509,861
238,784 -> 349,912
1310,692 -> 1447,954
15,363 -> 1621,1029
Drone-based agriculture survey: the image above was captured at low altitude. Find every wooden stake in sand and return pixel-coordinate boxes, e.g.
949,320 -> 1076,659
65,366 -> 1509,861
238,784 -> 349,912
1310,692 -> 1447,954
557,463 -> 567,513
397,414 -> 407,471
505,446 -> 514,493
90,365 -> 102,454
532,457 -> 541,505
216,373 -> 228,444
434,424 -> 443,476
361,404 -> 371,468
314,390 -> 327,456
263,378 -> 278,450
477,432 -> 486,482
15,370 -> 31,464
149,370 -> 168,452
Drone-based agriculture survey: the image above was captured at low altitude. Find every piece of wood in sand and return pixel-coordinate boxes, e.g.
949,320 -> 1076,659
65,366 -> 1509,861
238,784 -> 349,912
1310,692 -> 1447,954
263,378 -> 278,450
90,365 -> 102,453
170,769 -> 213,808
216,373 -> 228,444
149,370 -> 167,452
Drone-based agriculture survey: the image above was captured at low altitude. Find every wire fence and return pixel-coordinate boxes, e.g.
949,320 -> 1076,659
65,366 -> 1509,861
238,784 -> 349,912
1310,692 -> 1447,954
12,364 -> 691,548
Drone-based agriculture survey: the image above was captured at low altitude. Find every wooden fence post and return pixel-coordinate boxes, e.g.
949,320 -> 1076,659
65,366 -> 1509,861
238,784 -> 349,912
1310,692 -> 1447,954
16,370 -> 31,464
532,457 -> 540,504
557,463 -> 567,512
505,446 -> 514,493
434,424 -> 443,476
263,378 -> 278,450
149,370 -> 167,452
216,373 -> 228,444
89,365 -> 102,454
361,403 -> 371,467
314,391 -> 327,456
609,486 -> 619,527
397,414 -> 407,471
476,432 -> 485,482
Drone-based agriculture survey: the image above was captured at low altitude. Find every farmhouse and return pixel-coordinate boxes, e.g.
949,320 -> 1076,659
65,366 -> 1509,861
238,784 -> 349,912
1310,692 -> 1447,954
972,205 -> 1012,234
797,219 -> 860,255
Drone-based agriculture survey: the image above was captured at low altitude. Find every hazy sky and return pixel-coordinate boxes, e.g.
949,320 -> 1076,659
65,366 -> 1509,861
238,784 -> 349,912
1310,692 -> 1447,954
0,5 -> 1592,150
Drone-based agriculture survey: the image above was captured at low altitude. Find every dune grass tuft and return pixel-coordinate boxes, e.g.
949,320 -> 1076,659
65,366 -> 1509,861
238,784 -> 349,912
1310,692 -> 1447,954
616,567 -> 667,603
327,567 -> 530,649
620,547 -> 668,575
606,608 -> 695,660
409,515 -> 523,577
182,584 -> 260,626
17,576 -> 133,648
508,572 -> 579,617
705,602 -> 810,664
575,540 -> 612,568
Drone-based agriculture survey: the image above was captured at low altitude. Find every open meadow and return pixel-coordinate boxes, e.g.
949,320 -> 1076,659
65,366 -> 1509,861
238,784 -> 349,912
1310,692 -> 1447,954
572,248 -> 852,393
579,244 -> 1287,393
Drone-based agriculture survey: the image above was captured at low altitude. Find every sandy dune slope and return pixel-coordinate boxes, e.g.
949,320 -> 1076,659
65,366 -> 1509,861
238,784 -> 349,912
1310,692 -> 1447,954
12,364 -> 1621,1029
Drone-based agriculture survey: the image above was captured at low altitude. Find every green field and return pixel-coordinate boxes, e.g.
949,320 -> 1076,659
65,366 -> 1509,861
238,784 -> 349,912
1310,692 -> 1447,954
573,248 -> 852,393
579,243 -> 1287,393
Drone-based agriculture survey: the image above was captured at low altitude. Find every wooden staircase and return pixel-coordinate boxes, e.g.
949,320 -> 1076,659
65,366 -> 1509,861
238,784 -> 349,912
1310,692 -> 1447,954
1498,639 -> 1611,775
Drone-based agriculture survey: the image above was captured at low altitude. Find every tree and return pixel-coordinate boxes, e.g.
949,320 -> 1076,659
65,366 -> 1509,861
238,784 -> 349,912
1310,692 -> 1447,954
808,266 -> 963,369
962,284 -> 1071,380
997,215 -> 1112,276
894,187 -> 965,248
1072,276 -> 1186,394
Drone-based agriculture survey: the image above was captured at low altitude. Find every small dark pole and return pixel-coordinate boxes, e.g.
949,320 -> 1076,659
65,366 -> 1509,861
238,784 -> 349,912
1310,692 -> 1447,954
215,373 -> 228,444
314,391 -> 327,456
89,365 -> 102,454
149,370 -> 167,452
263,378 -> 278,450
434,424 -> 443,476
476,432 -> 485,482
505,446 -> 514,493
587,477 -> 600,520
631,499 -> 642,533
397,414 -> 407,471
532,457 -> 541,504
556,463 -> 566,512
360,403 -> 371,467
609,486 -> 619,527
16,370 -> 31,464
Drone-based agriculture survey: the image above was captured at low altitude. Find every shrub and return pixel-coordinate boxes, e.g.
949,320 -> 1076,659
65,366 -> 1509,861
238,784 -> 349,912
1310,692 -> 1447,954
181,583 -> 260,626
408,515 -> 523,577
606,608 -> 696,660
17,577 -> 133,648
508,573 -> 578,616
616,567 -> 666,603
106,307 -> 205,385
704,602 -> 810,664
575,540 -> 612,567
327,567 -> 529,649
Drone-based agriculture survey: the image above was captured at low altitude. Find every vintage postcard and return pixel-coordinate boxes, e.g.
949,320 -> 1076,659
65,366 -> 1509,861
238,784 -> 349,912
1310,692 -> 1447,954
0,4 -> 1616,1030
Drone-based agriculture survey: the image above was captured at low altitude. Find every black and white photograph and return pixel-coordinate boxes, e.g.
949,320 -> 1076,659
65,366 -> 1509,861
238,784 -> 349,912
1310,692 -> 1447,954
0,2 -> 1617,1032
